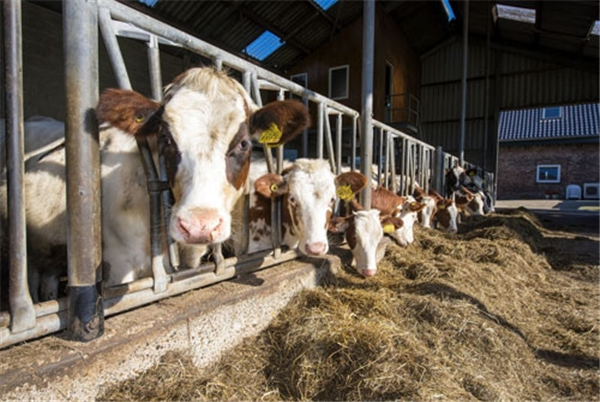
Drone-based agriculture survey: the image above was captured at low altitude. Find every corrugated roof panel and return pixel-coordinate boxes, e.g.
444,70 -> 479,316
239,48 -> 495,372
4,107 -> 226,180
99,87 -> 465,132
499,103 -> 600,141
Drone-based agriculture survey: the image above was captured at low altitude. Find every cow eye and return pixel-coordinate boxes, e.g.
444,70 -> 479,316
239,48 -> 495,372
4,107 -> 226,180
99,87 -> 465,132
288,195 -> 296,206
236,139 -> 252,152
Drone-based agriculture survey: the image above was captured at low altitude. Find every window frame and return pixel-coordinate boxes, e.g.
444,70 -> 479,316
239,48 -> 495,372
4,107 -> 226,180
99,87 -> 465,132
328,65 -> 349,100
536,164 -> 561,183
542,107 -> 562,120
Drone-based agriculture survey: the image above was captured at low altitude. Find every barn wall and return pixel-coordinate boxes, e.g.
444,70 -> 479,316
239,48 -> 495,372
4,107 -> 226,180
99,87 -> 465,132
420,38 -> 599,172
497,142 -> 599,200
16,1 -> 185,121
287,5 -> 420,123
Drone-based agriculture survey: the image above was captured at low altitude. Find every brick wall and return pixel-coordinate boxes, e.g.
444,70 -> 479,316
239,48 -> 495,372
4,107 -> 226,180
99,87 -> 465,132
497,143 -> 599,199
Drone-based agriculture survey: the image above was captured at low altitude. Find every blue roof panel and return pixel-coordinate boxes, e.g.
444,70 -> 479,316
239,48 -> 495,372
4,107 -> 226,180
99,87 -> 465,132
499,103 -> 600,142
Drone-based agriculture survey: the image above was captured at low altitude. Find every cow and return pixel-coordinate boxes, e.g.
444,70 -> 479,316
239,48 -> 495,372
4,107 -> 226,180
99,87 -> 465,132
328,199 -> 403,277
235,159 -> 368,256
412,185 -> 437,229
445,165 -> 494,214
455,186 -> 485,216
413,186 -> 459,233
366,185 -> 426,247
0,66 -> 310,301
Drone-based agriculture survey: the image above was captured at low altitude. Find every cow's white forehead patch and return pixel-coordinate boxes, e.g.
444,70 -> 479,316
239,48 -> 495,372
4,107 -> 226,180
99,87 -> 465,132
354,209 -> 383,247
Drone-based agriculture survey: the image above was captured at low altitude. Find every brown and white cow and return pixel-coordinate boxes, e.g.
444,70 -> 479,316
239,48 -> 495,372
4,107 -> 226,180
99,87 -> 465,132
238,159 -> 367,256
413,186 -> 459,233
328,199 -> 403,277
0,67 -> 309,301
368,186 -> 426,247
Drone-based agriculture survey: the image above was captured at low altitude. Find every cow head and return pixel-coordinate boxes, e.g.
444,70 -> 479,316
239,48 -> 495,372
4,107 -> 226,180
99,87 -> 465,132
254,162 -> 367,256
96,67 -> 309,247
387,199 -> 425,247
435,198 -> 459,233
444,165 -> 467,198
328,208 -> 402,278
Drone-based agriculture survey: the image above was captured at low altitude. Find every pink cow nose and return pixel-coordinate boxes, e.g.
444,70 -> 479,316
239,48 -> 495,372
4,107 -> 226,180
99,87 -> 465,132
361,268 -> 377,277
305,242 -> 327,256
175,210 -> 224,244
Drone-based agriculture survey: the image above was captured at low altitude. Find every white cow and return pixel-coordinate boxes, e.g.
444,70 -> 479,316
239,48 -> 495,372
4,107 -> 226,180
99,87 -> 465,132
0,67 -> 309,301
237,159 -> 368,256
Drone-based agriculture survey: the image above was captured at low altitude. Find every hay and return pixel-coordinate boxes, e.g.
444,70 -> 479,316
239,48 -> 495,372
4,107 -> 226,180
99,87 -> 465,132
98,209 -> 599,402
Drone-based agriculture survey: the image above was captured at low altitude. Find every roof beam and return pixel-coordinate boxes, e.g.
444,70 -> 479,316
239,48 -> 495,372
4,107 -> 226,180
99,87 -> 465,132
306,0 -> 342,31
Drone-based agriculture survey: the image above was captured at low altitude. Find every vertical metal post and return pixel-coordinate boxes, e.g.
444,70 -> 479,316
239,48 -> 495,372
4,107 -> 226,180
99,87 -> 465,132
148,34 -> 180,274
434,146 -> 444,194
302,97 -> 309,158
459,0 -> 469,166
64,0 -> 103,342
335,114 -> 342,175
351,116 -> 357,170
4,0 -> 36,333
482,0 -> 491,171
360,0 -> 375,209
317,103 -> 324,159
323,107 -> 336,171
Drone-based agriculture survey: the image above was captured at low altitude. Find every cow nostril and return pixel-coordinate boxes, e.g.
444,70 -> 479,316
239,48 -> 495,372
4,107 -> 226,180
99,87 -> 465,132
305,242 -> 327,256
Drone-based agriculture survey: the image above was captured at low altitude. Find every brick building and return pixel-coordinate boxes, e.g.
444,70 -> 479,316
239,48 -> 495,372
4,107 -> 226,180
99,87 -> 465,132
497,103 -> 599,200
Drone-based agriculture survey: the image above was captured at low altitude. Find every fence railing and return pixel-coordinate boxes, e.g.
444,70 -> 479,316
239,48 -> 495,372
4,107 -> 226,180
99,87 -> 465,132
0,0 -> 491,348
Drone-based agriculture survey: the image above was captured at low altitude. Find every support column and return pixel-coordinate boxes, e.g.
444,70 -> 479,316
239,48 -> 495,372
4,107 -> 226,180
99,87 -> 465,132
360,0 -> 375,209
64,0 -> 103,342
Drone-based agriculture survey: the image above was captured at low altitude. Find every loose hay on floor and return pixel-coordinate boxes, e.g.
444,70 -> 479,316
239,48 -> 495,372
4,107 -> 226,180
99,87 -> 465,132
98,208 -> 599,402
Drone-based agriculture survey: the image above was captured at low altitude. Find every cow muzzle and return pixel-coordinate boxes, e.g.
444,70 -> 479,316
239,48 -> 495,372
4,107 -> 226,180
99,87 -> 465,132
173,208 -> 229,244
304,241 -> 328,256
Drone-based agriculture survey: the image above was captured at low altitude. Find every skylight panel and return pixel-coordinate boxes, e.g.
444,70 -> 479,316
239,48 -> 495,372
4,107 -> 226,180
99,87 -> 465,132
245,31 -> 284,61
441,0 -> 456,22
495,4 -> 536,24
138,0 -> 159,8
592,21 -> 600,36
314,0 -> 338,11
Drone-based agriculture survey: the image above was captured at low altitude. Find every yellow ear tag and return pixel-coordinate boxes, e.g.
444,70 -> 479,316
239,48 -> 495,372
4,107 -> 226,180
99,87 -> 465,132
336,185 -> 354,201
438,204 -> 446,210
383,223 -> 395,234
469,171 -> 476,176
411,202 -> 419,208
270,183 -> 279,193
135,115 -> 144,123
259,123 -> 283,146
458,207 -> 463,212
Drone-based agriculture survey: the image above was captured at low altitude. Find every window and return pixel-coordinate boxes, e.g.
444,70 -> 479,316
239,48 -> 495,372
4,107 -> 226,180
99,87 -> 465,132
494,4 -> 536,24
329,65 -> 349,100
542,107 -> 562,119
536,165 -> 561,183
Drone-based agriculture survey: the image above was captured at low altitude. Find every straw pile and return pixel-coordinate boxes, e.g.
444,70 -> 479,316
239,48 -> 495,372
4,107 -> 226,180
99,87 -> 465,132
99,208 -> 599,401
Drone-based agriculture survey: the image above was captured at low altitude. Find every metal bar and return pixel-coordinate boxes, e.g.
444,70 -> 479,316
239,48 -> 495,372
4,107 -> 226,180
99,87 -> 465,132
351,116 -> 357,171
98,7 -> 132,89
335,114 -> 342,175
323,107 -> 336,171
63,0 -> 103,342
360,0 -> 375,209
317,103 -> 324,159
106,1 -> 359,118
3,0 -> 36,333
459,0 -> 469,165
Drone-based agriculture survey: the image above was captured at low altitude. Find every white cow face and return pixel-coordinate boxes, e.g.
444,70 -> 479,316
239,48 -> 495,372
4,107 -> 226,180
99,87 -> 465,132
96,67 -> 309,248
388,199 -> 425,247
350,210 -> 384,277
254,162 -> 368,256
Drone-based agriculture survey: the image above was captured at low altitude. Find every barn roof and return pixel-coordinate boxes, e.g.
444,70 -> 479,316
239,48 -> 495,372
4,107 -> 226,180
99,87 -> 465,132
498,103 -> 600,142
111,0 -> 599,75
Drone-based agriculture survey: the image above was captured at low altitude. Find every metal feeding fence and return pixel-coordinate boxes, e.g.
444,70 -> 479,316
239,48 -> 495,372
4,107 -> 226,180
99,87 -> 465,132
0,0 -> 491,348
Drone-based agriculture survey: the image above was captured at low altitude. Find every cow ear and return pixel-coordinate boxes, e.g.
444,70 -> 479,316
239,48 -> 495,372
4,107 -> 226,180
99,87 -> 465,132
328,216 -> 349,233
254,173 -> 288,198
249,100 -> 310,147
335,171 -> 367,200
381,216 -> 403,233
96,88 -> 161,136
